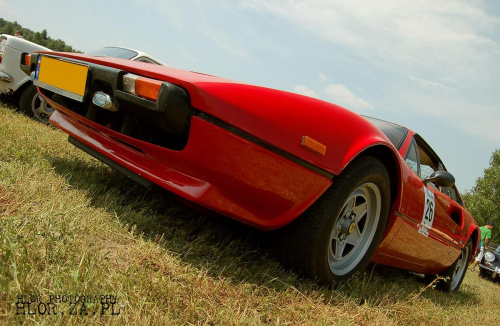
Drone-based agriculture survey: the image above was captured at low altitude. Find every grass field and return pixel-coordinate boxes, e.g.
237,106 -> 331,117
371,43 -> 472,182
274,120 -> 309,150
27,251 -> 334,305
0,102 -> 499,325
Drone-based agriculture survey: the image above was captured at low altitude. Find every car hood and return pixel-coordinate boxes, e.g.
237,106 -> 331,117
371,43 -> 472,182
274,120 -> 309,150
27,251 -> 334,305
36,52 -> 397,175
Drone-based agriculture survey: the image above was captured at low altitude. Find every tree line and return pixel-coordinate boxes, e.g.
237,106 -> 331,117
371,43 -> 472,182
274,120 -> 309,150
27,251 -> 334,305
0,18 -> 79,52
463,149 -> 500,244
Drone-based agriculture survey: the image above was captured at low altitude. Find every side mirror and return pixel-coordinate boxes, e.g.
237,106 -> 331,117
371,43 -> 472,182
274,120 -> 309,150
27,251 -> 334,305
423,171 -> 455,188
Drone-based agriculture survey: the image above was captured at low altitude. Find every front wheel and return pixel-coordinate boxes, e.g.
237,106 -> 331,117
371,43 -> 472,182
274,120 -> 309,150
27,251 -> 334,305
276,155 -> 391,285
436,240 -> 472,292
19,84 -> 54,124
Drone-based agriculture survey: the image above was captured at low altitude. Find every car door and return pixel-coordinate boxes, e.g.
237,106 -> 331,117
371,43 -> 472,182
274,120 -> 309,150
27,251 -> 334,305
378,135 -> 462,273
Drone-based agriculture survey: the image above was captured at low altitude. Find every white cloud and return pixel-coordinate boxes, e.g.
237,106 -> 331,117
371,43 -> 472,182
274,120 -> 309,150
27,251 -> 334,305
324,84 -> 373,111
240,0 -> 500,79
400,91 -> 500,145
295,83 -> 373,112
242,1 -> 500,76
318,73 -> 328,81
408,76 -> 455,91
241,0 -> 500,142
294,85 -> 320,99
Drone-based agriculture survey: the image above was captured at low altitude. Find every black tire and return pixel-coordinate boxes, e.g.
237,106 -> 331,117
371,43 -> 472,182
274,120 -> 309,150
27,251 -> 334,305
275,155 -> 391,285
19,84 -> 54,124
436,240 -> 472,292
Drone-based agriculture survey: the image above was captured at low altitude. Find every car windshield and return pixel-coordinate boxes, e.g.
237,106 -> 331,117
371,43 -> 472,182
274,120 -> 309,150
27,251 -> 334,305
363,116 -> 408,149
86,47 -> 138,60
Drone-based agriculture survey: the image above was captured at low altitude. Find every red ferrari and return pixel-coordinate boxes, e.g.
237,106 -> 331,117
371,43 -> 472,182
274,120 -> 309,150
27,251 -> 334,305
21,52 -> 479,291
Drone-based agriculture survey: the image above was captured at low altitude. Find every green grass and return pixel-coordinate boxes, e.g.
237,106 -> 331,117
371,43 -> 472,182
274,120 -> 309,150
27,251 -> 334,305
0,102 -> 499,325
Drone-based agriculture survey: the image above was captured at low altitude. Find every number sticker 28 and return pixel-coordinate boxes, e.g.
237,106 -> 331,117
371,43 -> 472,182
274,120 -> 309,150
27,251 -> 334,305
421,187 -> 435,229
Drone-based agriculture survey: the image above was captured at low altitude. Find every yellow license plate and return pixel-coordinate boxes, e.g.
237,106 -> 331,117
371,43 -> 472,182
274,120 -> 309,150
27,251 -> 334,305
34,56 -> 88,102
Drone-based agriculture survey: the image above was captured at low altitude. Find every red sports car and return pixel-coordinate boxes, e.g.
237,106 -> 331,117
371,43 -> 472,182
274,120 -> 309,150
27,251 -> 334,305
21,52 -> 479,291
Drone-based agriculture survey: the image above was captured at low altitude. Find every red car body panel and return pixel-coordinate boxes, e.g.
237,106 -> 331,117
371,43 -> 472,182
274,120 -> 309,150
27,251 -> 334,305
48,106 -> 332,230
37,51 -> 392,176
29,52 -> 479,276
371,130 -> 479,274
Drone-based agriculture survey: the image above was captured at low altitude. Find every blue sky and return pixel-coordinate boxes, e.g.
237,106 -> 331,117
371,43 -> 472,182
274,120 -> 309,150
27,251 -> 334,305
2,0 -> 499,191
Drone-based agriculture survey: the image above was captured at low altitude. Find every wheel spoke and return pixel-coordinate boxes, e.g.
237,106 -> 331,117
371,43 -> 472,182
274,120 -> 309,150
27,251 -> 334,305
42,106 -> 53,115
352,201 -> 367,221
335,240 -> 347,259
346,232 -> 360,246
30,94 -> 53,123
344,196 -> 356,213
453,252 -> 464,278
34,104 -> 45,115
353,200 -> 367,236
41,102 -> 50,115
39,98 -> 52,115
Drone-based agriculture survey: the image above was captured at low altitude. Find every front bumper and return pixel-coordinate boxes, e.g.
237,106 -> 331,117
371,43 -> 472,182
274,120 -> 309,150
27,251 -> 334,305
46,95 -> 332,230
479,263 -> 500,277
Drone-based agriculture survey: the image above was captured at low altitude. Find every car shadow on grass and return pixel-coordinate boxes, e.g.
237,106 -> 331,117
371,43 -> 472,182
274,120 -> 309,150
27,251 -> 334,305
46,153 -> 481,307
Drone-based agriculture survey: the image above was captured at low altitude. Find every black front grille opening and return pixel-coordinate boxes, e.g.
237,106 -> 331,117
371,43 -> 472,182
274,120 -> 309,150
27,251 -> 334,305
49,91 -> 86,116
84,98 -> 190,151
57,82 -> 191,151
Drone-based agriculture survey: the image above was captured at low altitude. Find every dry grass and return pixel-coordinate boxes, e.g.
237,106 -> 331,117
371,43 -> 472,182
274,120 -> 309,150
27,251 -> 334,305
0,102 -> 499,325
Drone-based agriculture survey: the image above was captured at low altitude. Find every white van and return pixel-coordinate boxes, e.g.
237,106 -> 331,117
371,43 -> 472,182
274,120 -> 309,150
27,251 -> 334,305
0,34 -> 53,123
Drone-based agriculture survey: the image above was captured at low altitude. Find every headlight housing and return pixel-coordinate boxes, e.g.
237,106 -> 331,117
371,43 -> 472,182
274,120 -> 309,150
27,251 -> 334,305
485,251 -> 495,262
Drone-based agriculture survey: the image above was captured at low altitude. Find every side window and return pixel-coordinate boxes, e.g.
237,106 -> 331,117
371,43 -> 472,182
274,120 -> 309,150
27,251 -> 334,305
416,145 -> 438,181
409,135 -> 439,188
441,185 -> 464,206
405,139 -> 419,175
414,136 -> 452,194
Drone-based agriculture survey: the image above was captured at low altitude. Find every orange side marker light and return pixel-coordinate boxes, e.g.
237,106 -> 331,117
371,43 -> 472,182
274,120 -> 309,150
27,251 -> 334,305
301,136 -> 326,156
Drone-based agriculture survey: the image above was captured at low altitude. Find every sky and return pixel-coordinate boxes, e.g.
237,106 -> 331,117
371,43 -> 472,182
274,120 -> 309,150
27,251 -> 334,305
1,0 -> 499,191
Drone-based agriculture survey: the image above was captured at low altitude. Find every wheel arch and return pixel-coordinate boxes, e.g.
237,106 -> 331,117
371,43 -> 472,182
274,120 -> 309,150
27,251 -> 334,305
468,225 -> 480,255
14,80 -> 34,99
345,144 -> 402,210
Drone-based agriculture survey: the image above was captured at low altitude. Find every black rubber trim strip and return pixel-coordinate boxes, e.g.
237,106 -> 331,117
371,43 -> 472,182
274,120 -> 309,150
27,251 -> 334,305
396,128 -> 408,150
196,112 -> 334,179
68,136 -> 153,189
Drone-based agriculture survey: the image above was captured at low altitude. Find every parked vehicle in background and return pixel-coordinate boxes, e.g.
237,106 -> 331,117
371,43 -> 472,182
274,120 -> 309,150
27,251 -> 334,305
86,47 -> 168,66
479,245 -> 500,282
0,44 -> 167,124
0,34 -> 53,123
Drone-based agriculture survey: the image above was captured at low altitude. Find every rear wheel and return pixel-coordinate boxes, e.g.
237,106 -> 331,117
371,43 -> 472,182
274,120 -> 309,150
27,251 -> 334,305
436,240 -> 472,292
276,155 -> 391,285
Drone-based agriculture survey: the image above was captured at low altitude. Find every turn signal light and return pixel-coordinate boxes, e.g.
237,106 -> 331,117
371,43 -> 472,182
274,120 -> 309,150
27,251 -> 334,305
24,53 -> 31,66
123,73 -> 162,101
